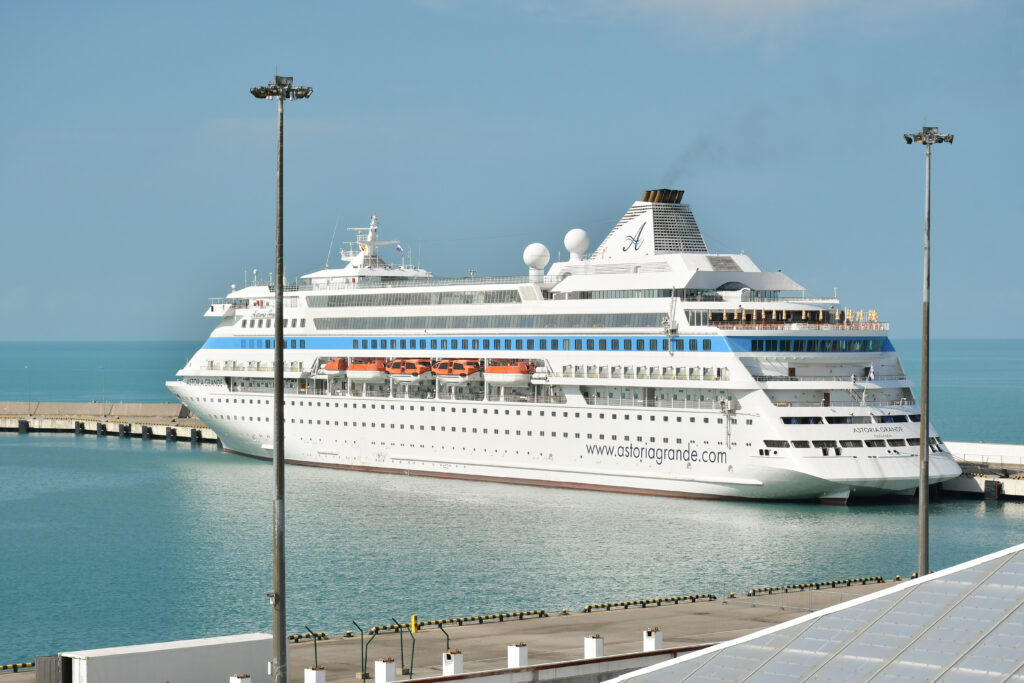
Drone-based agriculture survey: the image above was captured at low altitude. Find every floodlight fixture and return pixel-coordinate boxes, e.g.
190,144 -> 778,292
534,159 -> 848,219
251,76 -> 313,102
905,126 -> 954,145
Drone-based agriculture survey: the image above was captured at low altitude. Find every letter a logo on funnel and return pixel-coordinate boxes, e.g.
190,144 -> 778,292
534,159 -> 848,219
623,222 -> 645,252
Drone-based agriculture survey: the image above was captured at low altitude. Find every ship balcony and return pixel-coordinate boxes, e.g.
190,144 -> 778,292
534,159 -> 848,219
547,367 -> 758,390
583,396 -> 736,411
204,302 -> 236,318
754,374 -> 907,389
199,360 -> 306,375
713,322 -> 889,332
771,398 -> 916,409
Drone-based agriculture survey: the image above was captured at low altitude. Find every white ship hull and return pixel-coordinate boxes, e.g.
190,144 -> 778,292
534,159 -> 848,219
167,379 -> 961,503
169,189 -> 962,502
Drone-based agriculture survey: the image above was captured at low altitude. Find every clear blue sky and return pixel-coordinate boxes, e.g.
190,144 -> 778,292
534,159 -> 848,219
2,0 -> 1021,341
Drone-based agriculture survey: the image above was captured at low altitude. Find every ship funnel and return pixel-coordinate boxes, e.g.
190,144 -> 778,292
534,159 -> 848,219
641,189 -> 684,204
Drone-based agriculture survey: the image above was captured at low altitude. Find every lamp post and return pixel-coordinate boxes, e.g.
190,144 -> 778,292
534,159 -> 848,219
904,125 -> 953,576
100,366 -> 105,418
251,74 -> 312,683
25,365 -> 31,416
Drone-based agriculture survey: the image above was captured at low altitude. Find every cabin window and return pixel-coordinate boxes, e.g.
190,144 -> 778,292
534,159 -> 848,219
703,339 -> 711,351
539,339 -> 547,350
574,339 -> 583,351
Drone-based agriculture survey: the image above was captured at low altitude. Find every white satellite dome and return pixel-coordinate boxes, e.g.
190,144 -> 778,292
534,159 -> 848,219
564,228 -> 589,261
523,243 -> 550,270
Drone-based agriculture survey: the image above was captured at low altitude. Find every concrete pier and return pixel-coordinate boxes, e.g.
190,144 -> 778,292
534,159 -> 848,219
2,580 -> 894,682
0,401 -> 218,444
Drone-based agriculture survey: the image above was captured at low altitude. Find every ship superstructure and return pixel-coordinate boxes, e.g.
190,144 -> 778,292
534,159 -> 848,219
168,190 -> 961,503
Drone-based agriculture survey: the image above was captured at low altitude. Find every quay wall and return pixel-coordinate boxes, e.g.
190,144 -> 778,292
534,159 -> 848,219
0,401 -> 216,444
0,401 -> 189,420
947,441 -> 1024,467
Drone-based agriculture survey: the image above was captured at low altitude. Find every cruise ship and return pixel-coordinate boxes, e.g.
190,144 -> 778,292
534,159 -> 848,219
167,189 -> 961,503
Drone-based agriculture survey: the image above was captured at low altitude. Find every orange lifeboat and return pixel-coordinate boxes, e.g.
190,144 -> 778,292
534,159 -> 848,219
348,358 -> 387,383
323,358 -> 348,374
433,359 -> 482,384
484,360 -> 535,386
385,358 -> 434,383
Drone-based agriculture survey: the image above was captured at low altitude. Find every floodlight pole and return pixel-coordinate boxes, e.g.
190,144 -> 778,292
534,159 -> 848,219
251,75 -> 313,683
904,125 -> 953,577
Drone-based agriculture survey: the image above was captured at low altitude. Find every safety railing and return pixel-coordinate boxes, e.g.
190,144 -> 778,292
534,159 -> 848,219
754,374 -> 906,383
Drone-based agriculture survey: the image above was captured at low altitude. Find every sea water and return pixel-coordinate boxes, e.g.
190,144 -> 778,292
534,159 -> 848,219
0,340 -> 1022,662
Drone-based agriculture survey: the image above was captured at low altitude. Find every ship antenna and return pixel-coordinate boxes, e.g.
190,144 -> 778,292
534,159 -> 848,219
324,214 -> 340,268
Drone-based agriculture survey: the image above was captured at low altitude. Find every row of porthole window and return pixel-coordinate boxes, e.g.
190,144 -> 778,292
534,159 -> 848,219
241,318 -> 306,328
199,394 -> 756,427
751,338 -> 883,353
209,395 -> 752,424
765,437 -> 944,449
351,337 -> 713,352
782,414 -> 919,425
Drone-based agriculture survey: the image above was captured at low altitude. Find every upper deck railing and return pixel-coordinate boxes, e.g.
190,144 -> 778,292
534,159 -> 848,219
714,322 -> 890,332
754,373 -> 906,383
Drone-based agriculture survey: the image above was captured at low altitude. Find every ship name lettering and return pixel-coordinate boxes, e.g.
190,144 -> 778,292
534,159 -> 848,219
585,440 -> 727,466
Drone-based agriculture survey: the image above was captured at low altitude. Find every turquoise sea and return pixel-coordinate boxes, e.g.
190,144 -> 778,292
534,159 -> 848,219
0,339 -> 1022,663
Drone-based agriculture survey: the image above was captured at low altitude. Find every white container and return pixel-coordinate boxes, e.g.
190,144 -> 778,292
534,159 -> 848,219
304,667 -> 326,683
643,627 -> 663,652
62,633 -> 272,683
230,676 -> 251,683
443,649 -> 464,676
508,643 -> 528,668
375,658 -> 397,683
584,635 -> 604,659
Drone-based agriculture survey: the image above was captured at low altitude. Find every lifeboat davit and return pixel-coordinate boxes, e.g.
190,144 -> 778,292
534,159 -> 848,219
323,358 -> 348,375
433,359 -> 482,384
484,360 -> 535,386
348,359 -> 387,383
386,358 -> 434,383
